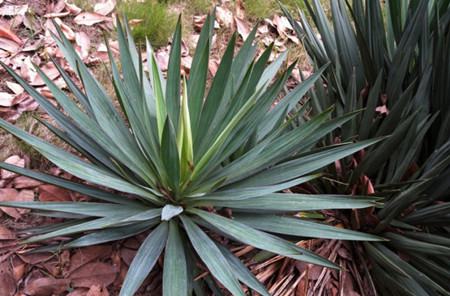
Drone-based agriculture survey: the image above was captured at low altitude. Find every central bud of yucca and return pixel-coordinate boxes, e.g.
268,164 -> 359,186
161,204 -> 184,221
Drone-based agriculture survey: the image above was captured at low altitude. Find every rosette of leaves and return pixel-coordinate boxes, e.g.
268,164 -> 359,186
0,14 -> 382,295
283,1 -> 450,295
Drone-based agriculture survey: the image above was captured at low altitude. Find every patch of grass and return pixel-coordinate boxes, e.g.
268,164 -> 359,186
0,131 -> 15,161
243,0 -> 276,20
187,0 -> 212,14
165,0 -> 213,14
117,0 -> 177,47
13,112 -> 45,164
92,63 -> 115,98
71,0 -> 94,11
243,0 -> 306,20
286,42 -> 310,71
171,0 -> 212,14
0,112 -> 50,166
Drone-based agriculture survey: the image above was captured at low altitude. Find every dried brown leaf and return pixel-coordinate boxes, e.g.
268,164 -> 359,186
44,11 -> 70,18
0,26 -> 22,44
87,285 -> 110,296
235,17 -> 250,39
120,247 -> 136,266
24,277 -> 69,296
65,1 -> 82,15
286,33 -> 300,44
342,270 -> 360,296
70,262 -> 118,288
257,24 -> 269,36
193,15 -> 207,32
272,15 -> 293,36
1,155 -> 25,179
30,62 -> 60,86
67,289 -> 89,296
18,252 -> 55,265
155,49 -> 169,71
128,18 -> 143,27
290,68 -> 301,83
75,31 -> 91,60
0,261 -> 16,296
235,0 -> 245,19
51,0 -> 67,14
0,92 -> 15,107
0,108 -> 19,122
22,15 -> 40,32
12,176 -> 42,189
67,245 -> 113,275
94,0 -> 116,16
375,105 -> 389,115
216,6 -> 233,28
74,12 -> 111,26
12,258 -> 26,282
45,0 -> 68,18
0,189 -> 34,218
18,56 -> 38,83
181,55 -> 192,74
0,37 -> 19,52
0,4 -> 28,17
54,17 -> 76,40
39,184 -> 73,202
208,58 -> 219,76
5,81 -> 24,95
0,225 -> 15,240
17,96 -> 39,113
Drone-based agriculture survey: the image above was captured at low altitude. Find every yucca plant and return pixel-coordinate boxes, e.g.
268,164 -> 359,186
284,0 -> 450,295
0,14 -> 384,295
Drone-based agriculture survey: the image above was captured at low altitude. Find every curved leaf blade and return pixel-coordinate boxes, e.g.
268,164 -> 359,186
163,221 -> 188,296
120,222 -> 168,296
180,215 -> 244,296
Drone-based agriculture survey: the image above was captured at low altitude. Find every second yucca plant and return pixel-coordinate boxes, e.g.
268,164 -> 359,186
284,1 -> 450,295
0,14 -> 382,295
